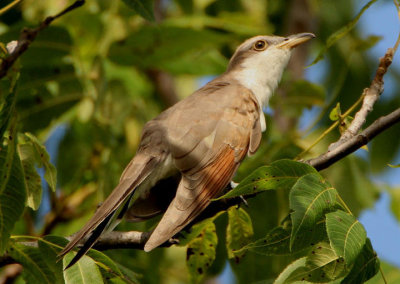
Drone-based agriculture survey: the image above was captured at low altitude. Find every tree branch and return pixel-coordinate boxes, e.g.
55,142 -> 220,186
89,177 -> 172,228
306,107 -> 400,171
0,0 -> 85,79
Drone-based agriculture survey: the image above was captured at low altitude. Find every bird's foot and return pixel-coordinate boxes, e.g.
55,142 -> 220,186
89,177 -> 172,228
239,195 -> 249,207
168,237 -> 180,245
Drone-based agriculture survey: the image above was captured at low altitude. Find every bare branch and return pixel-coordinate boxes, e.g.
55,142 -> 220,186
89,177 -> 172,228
307,107 -> 400,171
328,48 -> 394,151
0,0 -> 85,79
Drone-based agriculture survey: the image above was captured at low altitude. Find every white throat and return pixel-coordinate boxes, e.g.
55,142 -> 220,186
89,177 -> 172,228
231,48 -> 291,131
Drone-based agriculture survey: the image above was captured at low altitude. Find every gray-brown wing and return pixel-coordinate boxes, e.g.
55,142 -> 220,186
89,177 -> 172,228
144,83 -> 262,251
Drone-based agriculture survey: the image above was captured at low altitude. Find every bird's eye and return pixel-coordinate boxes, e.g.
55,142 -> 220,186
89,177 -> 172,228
253,40 -> 268,51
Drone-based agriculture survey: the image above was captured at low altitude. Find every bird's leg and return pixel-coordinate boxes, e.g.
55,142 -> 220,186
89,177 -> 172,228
229,181 -> 248,207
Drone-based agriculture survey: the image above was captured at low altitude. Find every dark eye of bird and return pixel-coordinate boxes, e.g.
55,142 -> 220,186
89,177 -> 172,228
253,40 -> 267,51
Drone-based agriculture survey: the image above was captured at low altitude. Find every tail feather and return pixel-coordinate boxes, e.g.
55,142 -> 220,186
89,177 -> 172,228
58,154 -> 159,267
64,213 -> 113,269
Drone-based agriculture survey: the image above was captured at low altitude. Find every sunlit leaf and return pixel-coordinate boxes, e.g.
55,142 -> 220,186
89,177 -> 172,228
226,206 -> 253,259
17,143 -> 43,210
218,159 -> 317,199
326,210 -> 366,266
179,211 -> 224,246
310,0 -> 378,65
186,222 -> 218,284
24,133 -> 57,192
388,164 -> 400,168
122,0 -> 155,21
329,103 -> 341,121
63,253 -> 104,284
289,173 -> 337,249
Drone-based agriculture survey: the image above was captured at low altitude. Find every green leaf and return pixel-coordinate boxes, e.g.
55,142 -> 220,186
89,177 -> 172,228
122,0 -> 155,21
289,173 -> 337,249
108,26 -> 230,75
218,159 -> 317,199
87,250 -> 137,283
329,103 -> 341,121
341,238 -> 379,283
241,221 -> 327,256
24,133 -> 57,192
63,253 -> 105,284
17,143 -> 43,209
178,211 -> 224,246
186,222 -> 218,284
0,142 -> 26,253
38,237 -> 65,284
281,243 -> 345,283
326,210 -> 367,266
306,242 -> 346,281
0,77 -> 17,140
388,164 -> 400,168
274,243 -> 345,283
281,80 -> 326,117
226,206 -> 253,259
310,0 -> 378,65
274,257 -> 308,284
390,189 -> 400,223
9,242 -> 56,284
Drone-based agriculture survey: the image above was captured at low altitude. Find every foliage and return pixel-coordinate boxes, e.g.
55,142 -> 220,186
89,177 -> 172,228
0,0 -> 399,283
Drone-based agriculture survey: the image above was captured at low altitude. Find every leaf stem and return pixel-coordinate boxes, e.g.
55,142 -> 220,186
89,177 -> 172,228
0,0 -> 22,16
380,265 -> 388,284
295,93 -> 365,160
10,235 -> 64,249
336,194 -> 352,215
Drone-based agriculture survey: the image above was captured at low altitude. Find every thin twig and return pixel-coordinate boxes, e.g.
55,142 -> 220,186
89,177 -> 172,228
0,0 -> 85,79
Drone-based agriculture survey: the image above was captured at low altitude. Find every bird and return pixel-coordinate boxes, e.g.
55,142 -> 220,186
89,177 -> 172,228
59,32 -> 315,268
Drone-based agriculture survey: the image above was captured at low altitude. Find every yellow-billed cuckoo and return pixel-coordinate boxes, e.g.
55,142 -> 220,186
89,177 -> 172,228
60,32 -> 315,268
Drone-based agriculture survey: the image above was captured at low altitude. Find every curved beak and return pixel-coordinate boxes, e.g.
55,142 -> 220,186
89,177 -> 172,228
277,32 -> 315,49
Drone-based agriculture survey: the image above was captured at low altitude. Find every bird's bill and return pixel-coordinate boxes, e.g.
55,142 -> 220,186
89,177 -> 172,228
277,32 -> 315,49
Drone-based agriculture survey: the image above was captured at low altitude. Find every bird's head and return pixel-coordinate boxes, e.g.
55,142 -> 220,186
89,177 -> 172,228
227,33 -> 315,107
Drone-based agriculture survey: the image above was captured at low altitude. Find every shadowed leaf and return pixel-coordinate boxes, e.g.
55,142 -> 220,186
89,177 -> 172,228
0,142 -> 26,253
341,238 -> 379,283
9,242 -> 56,284
122,0 -> 155,21
290,173 -> 337,249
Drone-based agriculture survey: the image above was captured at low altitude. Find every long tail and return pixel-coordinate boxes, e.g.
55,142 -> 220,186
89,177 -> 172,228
58,154 -> 159,268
